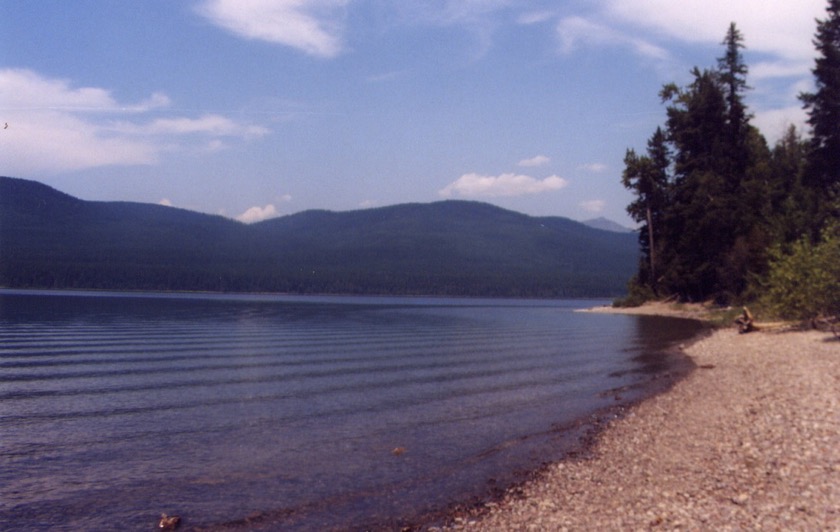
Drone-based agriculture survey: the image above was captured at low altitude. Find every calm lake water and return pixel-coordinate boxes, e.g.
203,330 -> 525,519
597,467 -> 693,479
0,290 -> 704,531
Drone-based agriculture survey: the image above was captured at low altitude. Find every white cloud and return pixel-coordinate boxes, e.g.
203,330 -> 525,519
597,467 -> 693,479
113,115 -> 269,138
751,60 -> 814,81
0,69 -> 269,175
159,198 -> 173,207
236,204 -> 279,223
558,1 -> 824,145
0,68 -> 171,113
0,108 -> 160,173
604,0 -> 823,64
554,1 -> 824,83
580,199 -> 605,213
599,0 -> 824,85
557,16 -> 669,60
518,155 -> 550,167
439,172 -> 568,198
753,105 -> 809,145
197,0 -> 349,58
580,162 -> 607,173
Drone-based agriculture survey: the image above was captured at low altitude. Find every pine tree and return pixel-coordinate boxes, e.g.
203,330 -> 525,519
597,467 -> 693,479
801,0 -> 840,230
768,126 -> 810,243
717,22 -> 752,181
659,68 -> 733,301
622,127 -> 670,292
622,24 -> 775,303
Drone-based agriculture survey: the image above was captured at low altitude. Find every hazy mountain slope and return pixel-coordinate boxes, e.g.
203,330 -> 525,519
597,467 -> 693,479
1,176 -> 638,296
582,216 -> 635,233
1,176 -> 253,289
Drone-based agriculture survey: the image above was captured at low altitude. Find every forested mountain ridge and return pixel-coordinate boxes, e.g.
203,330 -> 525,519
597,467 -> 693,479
0,176 -> 638,297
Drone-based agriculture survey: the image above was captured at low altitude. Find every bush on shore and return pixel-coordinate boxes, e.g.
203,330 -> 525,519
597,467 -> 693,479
761,223 -> 840,322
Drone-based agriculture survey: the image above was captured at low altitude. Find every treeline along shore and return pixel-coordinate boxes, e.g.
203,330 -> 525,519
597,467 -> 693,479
436,304 -> 839,530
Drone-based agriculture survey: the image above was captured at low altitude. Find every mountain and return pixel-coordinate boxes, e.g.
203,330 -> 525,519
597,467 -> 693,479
582,217 -> 635,233
0,176 -> 638,297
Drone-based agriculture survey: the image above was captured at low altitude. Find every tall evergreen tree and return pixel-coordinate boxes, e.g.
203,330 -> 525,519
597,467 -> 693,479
768,125 -> 810,243
622,24 -> 774,303
722,127 -> 774,298
801,0 -> 840,230
717,22 -> 752,181
659,68 -> 733,300
660,69 -> 728,181
622,127 -> 670,292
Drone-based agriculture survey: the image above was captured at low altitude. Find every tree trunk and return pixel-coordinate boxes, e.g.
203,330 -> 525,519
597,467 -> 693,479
646,206 -> 656,293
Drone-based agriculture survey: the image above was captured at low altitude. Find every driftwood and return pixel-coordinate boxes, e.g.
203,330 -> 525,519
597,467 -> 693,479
734,306 -> 755,334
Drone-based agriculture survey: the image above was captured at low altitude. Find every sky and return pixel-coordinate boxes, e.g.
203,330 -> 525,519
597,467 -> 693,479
0,0 -> 828,226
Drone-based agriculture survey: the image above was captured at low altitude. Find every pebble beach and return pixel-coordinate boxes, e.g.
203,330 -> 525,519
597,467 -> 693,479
439,306 -> 840,530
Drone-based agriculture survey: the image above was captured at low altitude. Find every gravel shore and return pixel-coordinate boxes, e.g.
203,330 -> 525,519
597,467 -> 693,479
439,313 -> 840,530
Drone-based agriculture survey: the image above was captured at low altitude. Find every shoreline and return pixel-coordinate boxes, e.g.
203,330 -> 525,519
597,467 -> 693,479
579,300 -> 723,320
435,304 -> 840,530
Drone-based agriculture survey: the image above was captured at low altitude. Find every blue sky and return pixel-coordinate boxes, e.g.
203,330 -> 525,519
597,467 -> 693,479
0,0 -> 827,225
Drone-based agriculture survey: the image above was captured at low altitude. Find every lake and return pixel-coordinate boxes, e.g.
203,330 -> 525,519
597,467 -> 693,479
0,290 -> 704,531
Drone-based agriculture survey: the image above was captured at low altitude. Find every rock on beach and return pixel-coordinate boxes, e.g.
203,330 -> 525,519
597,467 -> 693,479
441,309 -> 840,530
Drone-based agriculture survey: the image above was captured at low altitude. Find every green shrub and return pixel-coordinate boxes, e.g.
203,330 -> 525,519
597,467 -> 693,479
613,277 -> 657,307
761,224 -> 840,321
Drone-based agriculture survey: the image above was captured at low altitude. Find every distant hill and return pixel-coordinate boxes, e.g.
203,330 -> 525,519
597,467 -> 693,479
0,176 -> 638,297
582,217 -> 635,233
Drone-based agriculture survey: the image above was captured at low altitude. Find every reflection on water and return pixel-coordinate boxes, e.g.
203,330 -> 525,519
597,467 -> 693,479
0,290 -> 704,530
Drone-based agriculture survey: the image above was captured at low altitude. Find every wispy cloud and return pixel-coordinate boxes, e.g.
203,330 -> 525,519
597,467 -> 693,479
113,115 -> 269,138
386,1 -> 513,59
397,0 -> 512,30
439,172 -> 568,198
579,162 -> 608,173
196,0 -> 349,58
604,0 -> 823,143
604,0 -> 822,65
557,1 -> 824,145
556,16 -> 669,60
751,60 -> 814,81
0,69 -> 268,175
517,10 -> 555,25
518,155 -> 550,167
580,199 -> 605,213
556,0 -> 823,80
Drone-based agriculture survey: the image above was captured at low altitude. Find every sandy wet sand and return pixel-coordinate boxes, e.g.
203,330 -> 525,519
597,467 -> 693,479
438,306 -> 840,530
